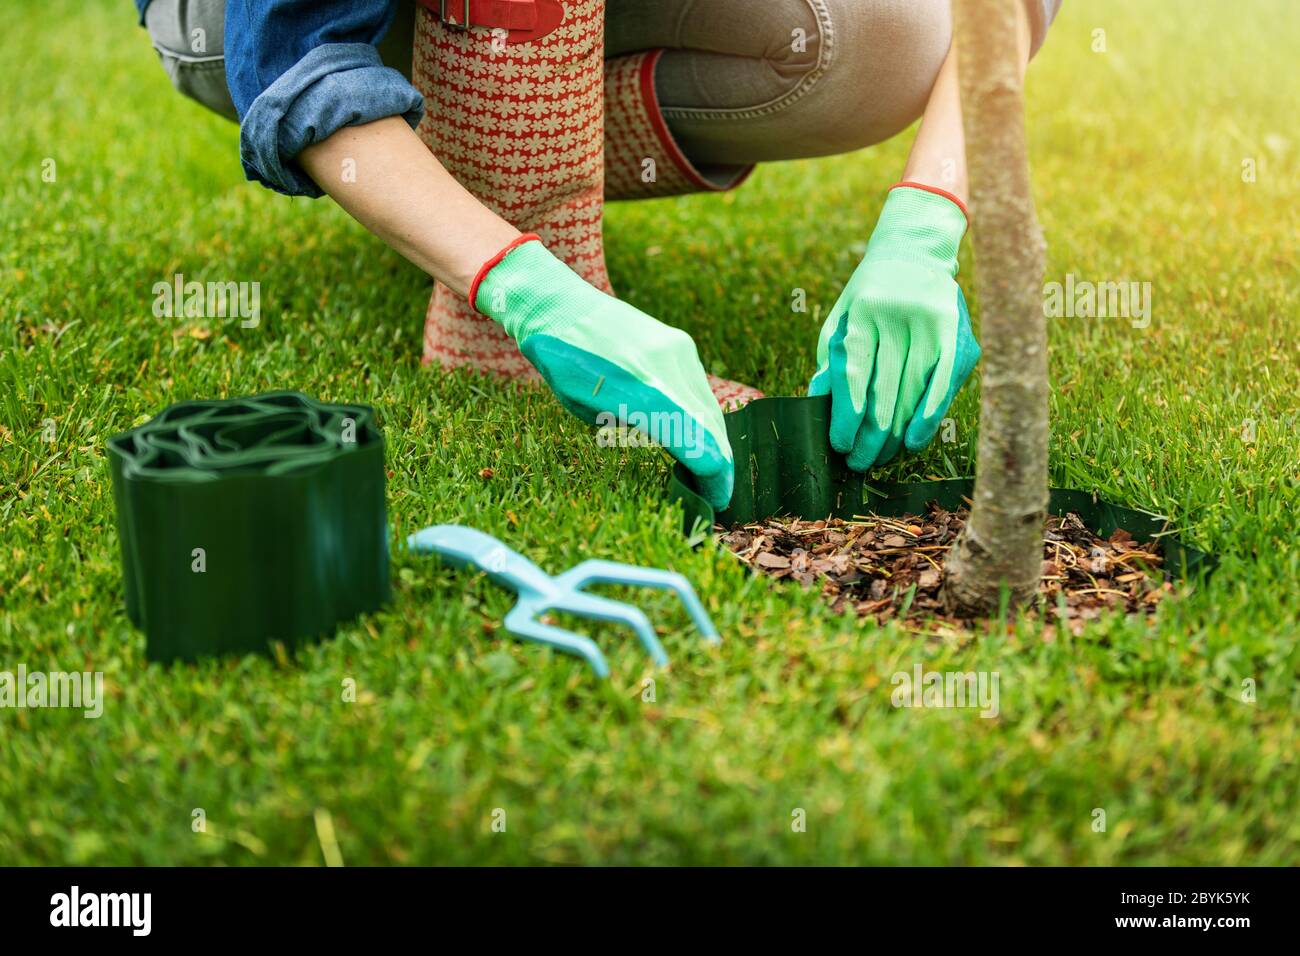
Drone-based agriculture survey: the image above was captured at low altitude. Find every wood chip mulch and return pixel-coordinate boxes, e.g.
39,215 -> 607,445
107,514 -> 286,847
716,503 -> 1173,635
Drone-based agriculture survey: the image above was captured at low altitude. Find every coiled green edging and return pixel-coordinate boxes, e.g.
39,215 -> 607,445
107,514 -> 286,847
107,392 -> 390,662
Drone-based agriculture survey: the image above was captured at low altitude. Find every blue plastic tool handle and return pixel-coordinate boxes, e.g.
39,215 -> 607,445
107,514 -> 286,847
406,524 -> 553,598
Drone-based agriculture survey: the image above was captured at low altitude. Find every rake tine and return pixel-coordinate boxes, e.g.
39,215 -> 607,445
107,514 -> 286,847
554,591 -> 670,667
503,604 -> 609,678
556,560 -> 720,644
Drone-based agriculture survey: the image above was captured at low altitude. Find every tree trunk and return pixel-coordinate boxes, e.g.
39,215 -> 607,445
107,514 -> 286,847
942,0 -> 1050,617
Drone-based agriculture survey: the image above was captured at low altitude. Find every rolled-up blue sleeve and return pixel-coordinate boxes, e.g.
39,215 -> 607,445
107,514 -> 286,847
225,0 -> 424,197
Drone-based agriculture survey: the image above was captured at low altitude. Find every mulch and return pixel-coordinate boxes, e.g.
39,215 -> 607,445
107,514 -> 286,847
716,502 -> 1172,635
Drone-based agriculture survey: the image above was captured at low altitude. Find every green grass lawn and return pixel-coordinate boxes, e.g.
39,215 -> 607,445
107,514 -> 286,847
2,0 -> 1297,865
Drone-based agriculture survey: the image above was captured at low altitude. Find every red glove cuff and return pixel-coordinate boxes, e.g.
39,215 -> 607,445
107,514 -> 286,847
468,233 -> 541,313
891,181 -> 970,225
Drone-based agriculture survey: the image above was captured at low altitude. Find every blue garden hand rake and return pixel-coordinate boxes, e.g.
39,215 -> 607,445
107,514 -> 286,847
406,525 -> 720,678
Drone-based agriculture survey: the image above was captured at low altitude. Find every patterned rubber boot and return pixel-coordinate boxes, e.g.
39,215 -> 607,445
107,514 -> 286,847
414,0 -> 606,380
413,3 -> 762,408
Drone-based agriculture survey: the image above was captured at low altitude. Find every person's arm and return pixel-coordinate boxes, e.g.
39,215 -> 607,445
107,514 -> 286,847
296,119 -> 735,506
220,0 -> 514,294
225,0 -> 426,198
298,117 -> 519,297
226,3 -> 735,505
901,0 -> 1036,204
807,2 -> 1041,470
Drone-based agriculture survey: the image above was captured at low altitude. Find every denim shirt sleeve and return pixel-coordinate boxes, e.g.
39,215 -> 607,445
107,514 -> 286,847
224,0 -> 424,197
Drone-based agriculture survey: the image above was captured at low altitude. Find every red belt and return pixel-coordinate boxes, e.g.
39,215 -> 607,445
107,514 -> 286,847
420,0 -> 565,43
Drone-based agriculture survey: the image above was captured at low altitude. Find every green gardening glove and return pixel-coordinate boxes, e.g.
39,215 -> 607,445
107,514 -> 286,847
474,236 -> 734,509
808,183 -> 980,470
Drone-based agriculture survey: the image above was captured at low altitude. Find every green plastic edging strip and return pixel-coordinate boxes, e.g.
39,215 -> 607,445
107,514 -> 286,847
107,392 -> 390,662
668,395 -> 1215,580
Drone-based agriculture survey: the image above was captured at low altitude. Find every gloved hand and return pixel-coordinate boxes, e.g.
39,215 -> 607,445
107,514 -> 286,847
473,235 -> 734,509
808,183 -> 981,471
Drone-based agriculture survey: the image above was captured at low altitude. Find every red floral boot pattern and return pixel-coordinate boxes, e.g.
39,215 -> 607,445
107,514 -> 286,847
413,0 -> 609,380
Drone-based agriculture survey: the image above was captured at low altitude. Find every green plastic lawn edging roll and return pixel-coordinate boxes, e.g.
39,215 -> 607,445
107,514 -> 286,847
668,396 -> 1214,580
107,392 -> 390,662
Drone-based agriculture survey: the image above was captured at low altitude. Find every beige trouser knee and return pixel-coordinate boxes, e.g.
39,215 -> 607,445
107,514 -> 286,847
606,0 -> 954,165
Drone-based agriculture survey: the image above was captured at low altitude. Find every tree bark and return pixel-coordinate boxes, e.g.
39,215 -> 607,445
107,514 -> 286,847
942,0 -> 1050,617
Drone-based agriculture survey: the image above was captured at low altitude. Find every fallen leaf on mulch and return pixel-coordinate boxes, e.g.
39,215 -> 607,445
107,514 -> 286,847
716,503 -> 1172,634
